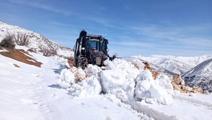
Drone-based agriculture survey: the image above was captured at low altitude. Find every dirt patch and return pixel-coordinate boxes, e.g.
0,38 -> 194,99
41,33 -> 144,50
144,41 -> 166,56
0,49 -> 42,67
171,74 -> 203,93
68,57 -> 75,67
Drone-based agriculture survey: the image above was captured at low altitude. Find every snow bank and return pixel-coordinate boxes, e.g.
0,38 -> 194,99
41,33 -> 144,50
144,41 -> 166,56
59,68 -> 75,87
101,59 -> 140,102
101,59 -> 173,104
59,58 -> 174,105
57,48 -> 74,58
135,69 -> 173,105
59,65 -> 102,97
68,76 -> 102,97
85,64 -> 102,77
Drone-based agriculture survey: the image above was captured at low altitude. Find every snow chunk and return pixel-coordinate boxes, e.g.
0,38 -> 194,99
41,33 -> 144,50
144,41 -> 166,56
156,74 -> 174,94
68,75 -> 102,97
85,64 -> 102,77
60,65 -> 102,97
59,68 -> 75,87
75,68 -> 86,81
101,59 -> 139,102
135,69 -> 173,105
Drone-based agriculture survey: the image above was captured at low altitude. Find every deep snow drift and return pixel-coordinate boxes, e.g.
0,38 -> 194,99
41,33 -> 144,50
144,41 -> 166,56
135,69 -> 173,105
58,58 -> 212,120
59,59 -> 174,105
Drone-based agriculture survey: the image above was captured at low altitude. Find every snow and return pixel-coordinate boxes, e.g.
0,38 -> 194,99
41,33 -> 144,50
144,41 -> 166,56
1,51 -> 212,120
101,59 -> 139,102
63,57 -> 212,120
0,21 -> 73,58
183,58 -> 212,92
136,94 -> 212,120
66,76 -> 102,97
0,54 -> 45,120
139,55 -> 212,67
50,96 -> 142,120
62,58 -> 173,105
136,55 -> 212,74
0,53 -> 146,120
1,21 -> 212,120
57,48 -> 74,58
135,69 -> 174,105
60,68 -> 75,85
58,64 -> 102,97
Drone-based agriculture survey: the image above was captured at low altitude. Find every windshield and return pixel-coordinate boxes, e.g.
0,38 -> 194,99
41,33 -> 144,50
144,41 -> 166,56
87,39 -> 100,50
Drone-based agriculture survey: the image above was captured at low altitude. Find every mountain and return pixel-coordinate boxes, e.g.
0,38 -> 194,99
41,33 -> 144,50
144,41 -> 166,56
153,58 -> 192,74
0,21 -> 73,58
183,58 -> 212,92
137,55 -> 212,74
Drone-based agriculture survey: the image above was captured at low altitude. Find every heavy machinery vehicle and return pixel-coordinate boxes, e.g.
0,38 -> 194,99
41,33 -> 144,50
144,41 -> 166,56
74,30 -> 114,68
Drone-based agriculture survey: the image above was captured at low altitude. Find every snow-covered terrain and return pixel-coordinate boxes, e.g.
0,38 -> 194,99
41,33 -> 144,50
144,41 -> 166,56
0,21 -> 73,58
0,53 -> 150,120
1,52 -> 212,120
183,58 -> 212,92
1,21 -> 212,120
137,55 -> 212,74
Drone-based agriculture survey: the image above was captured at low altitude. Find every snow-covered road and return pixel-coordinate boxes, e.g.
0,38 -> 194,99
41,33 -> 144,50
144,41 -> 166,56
0,55 -> 46,120
0,54 -> 148,120
1,53 -> 212,120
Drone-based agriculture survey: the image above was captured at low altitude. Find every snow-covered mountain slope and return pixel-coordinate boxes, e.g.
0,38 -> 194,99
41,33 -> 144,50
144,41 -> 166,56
153,58 -> 192,74
183,59 -> 212,92
136,55 -> 212,74
126,57 -> 177,78
0,21 -> 73,58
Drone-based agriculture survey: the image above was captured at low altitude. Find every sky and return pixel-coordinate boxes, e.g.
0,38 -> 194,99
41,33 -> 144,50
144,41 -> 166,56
0,0 -> 212,56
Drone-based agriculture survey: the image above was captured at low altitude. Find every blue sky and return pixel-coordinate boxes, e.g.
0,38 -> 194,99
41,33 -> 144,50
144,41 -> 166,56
0,0 -> 212,56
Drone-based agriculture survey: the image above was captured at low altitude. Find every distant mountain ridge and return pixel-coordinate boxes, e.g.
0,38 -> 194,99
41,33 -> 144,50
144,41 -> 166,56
138,55 -> 212,74
134,55 -> 212,92
183,58 -> 212,92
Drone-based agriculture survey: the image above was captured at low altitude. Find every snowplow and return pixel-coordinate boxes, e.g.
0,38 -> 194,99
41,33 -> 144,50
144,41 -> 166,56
74,30 -> 115,68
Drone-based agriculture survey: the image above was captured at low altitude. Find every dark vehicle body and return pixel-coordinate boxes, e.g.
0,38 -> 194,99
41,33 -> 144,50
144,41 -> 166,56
74,30 -> 110,68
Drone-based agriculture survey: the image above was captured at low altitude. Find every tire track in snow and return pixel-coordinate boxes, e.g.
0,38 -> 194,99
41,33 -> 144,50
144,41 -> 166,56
173,95 -> 212,110
28,74 -> 52,119
131,101 -> 178,120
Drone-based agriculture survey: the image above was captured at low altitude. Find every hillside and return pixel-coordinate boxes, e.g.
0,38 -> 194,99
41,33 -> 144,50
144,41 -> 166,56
138,55 -> 212,74
0,21 -> 73,58
183,59 -> 212,92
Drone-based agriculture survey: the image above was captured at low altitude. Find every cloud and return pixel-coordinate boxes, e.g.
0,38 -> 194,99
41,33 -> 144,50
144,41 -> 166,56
130,24 -> 212,48
7,0 -> 72,16
108,24 -> 212,56
111,40 -> 154,48
6,0 -> 123,31
7,0 -> 113,26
